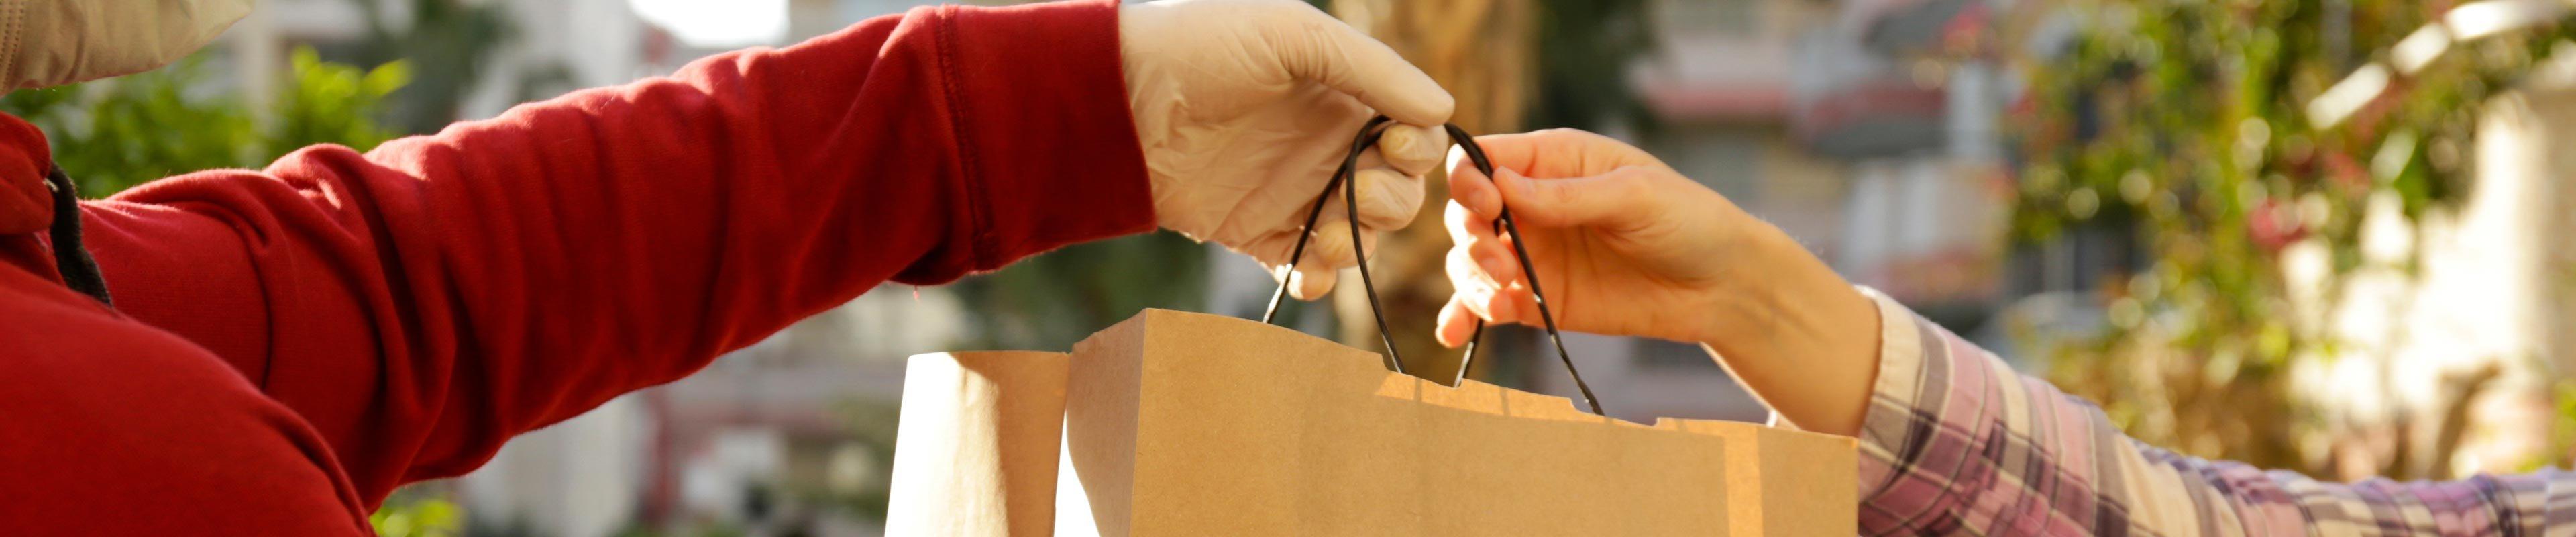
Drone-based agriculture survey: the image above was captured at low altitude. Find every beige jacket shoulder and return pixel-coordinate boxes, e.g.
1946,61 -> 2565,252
0,0 -> 251,90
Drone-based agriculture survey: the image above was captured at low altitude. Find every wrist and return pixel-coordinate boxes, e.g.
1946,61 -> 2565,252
1690,226 -> 1880,435
1692,227 -> 1855,348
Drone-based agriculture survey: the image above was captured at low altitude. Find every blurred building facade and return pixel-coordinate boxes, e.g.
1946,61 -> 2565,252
1796,0 -> 2019,327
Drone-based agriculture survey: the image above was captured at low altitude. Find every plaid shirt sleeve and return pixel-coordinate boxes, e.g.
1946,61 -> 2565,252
1849,290 -> 2576,536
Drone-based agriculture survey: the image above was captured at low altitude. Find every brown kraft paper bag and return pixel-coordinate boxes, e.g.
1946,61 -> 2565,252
885,351 -> 1069,536
890,309 -> 1856,536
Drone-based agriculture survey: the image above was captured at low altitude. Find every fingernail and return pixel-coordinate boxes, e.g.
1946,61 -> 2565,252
1382,126 -> 1417,155
1291,269 -> 1332,300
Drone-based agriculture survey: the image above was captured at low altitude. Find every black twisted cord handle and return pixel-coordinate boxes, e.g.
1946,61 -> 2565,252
1258,116 -> 1603,416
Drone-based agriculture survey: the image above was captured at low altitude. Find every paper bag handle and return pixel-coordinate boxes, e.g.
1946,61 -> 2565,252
1258,117 -> 1605,416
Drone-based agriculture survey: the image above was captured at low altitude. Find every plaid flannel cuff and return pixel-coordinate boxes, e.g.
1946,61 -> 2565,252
1850,287 -> 1931,501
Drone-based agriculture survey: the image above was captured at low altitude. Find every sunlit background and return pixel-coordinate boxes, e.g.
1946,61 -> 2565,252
15,0 -> 2576,535
630,0 -> 790,46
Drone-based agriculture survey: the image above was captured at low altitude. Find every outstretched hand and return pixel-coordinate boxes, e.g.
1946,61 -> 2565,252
1434,128 -> 1882,436
1434,128 -> 1754,348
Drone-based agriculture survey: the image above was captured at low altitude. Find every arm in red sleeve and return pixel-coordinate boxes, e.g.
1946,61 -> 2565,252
75,0 -> 1150,506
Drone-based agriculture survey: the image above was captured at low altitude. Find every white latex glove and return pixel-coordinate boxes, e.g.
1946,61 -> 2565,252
1120,0 -> 1454,300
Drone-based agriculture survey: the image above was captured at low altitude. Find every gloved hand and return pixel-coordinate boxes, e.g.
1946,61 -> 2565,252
1120,0 -> 1454,299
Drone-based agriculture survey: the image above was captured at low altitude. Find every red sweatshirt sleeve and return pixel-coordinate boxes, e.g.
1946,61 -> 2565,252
74,0 -> 1150,507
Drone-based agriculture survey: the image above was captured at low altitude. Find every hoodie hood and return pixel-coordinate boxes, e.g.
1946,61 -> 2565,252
0,111 -> 50,234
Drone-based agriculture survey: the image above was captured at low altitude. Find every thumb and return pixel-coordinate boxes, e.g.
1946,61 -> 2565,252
1276,7 -> 1456,125
1491,167 -> 1652,228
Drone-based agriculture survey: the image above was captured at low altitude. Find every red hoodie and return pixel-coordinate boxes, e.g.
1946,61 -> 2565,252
0,1 -> 1152,533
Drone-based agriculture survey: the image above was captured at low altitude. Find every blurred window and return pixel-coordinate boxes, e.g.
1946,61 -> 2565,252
1647,126 -> 1768,204
1666,0 -> 1761,37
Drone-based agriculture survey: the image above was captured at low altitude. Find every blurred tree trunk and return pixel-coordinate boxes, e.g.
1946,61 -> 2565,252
1330,0 -> 1533,382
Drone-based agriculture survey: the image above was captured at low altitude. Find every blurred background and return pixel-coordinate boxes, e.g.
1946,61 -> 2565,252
16,0 -> 2576,534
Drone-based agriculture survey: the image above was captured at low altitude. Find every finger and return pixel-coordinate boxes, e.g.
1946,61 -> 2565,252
1452,270 -> 1540,339
1450,128 -> 1646,181
1305,218 -> 1356,267
1446,246 -> 1501,300
1444,256 -> 1534,328
1289,219 -> 1355,300
1442,200 -> 1501,244
1288,265 -> 1336,301
1436,297 -> 1477,348
1464,281 -> 1532,326
1491,166 -> 1652,228
1265,254 -> 1339,301
1446,205 -> 1525,287
1484,279 -> 1539,326
1351,168 -> 1424,230
1449,266 -> 1500,321
1294,219 -> 1390,297
1446,146 -> 1504,217
1373,123 -> 1448,175
1474,237 -> 1523,288
1275,3 -> 1455,125
1246,224 -> 1340,300
1450,252 -> 1533,335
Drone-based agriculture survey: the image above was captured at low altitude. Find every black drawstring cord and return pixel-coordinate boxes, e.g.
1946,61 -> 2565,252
43,166 -> 112,307
1260,117 -> 1603,416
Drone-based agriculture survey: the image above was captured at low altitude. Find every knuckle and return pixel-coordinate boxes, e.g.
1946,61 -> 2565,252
1445,247 -> 1481,275
1355,183 -> 1416,228
1377,126 -> 1418,153
1395,126 -> 1448,160
1607,168 -> 1654,197
1540,179 -> 1582,207
1303,226 -> 1354,266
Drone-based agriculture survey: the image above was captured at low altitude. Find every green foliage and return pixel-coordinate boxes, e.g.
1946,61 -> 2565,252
1528,0 -> 1659,132
817,399 -> 903,523
2015,0 -> 2574,475
275,48 -> 415,153
370,495 -> 462,537
0,58 -> 254,197
0,47 -> 410,197
948,234 -> 1213,350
